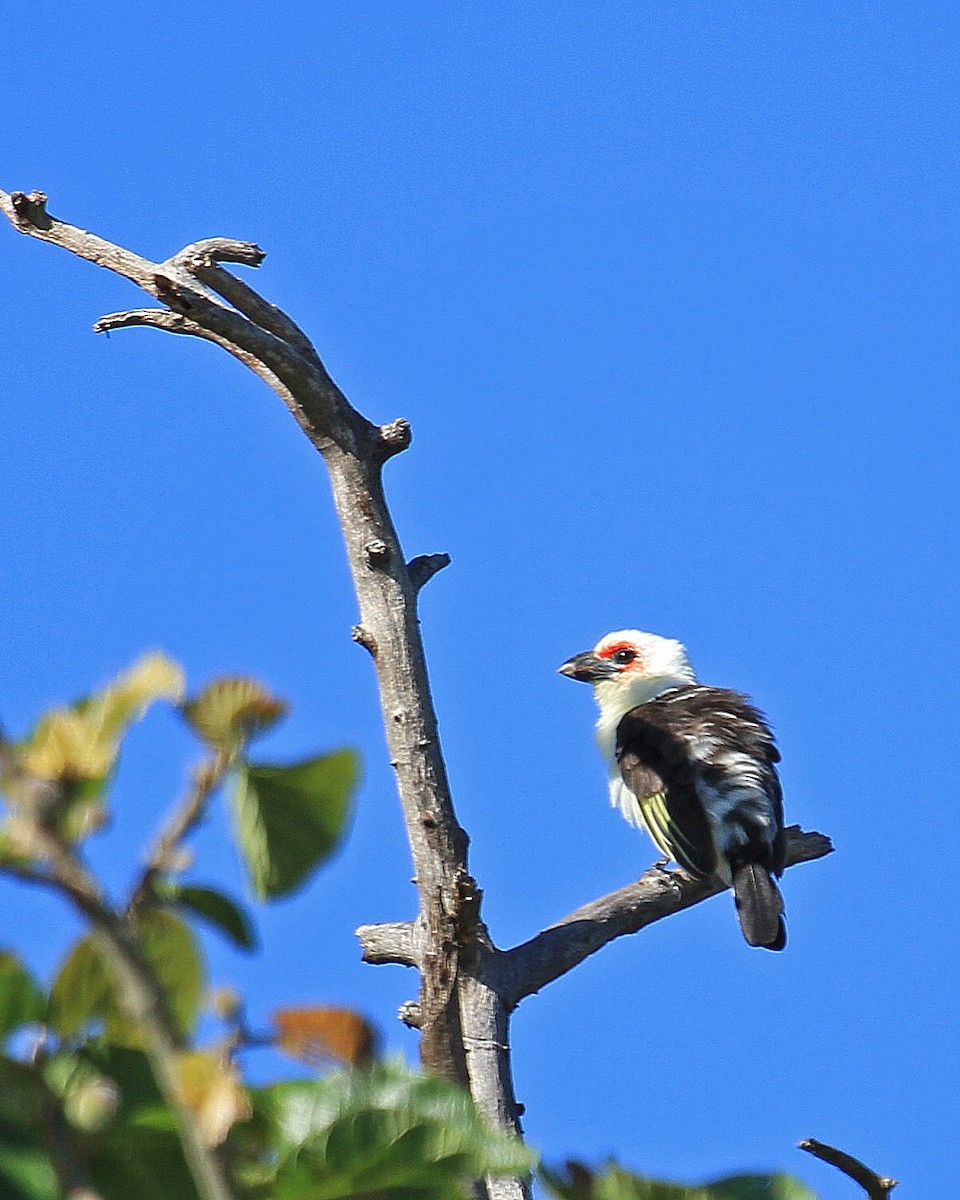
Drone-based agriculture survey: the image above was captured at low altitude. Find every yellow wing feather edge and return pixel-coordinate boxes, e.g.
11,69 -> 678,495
638,789 -> 709,878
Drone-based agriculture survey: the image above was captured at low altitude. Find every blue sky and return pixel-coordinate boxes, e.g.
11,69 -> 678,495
2,3 -> 958,1196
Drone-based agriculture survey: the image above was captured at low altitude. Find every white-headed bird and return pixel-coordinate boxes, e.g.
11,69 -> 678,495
560,629 -> 787,950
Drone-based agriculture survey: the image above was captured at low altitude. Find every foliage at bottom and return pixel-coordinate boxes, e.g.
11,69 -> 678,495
542,1161 -> 817,1200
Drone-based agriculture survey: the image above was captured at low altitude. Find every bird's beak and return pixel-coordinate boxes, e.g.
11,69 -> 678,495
558,651 -> 618,683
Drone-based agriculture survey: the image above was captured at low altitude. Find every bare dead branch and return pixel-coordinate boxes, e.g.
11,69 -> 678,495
351,623 -> 378,656
10,189 -> 53,230
502,827 -> 833,1006
3,190 -> 161,287
95,307 -> 307,416
799,1138 -> 898,1199
1,190 -> 366,457
167,241 -> 322,368
399,999 -> 423,1028
148,272 -> 323,386
192,265 -> 323,363
95,308 -> 207,336
97,249 -> 321,373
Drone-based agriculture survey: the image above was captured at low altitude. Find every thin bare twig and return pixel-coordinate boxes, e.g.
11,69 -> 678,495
95,308 -> 305,416
3,190 -> 159,287
95,308 -> 205,335
799,1138 -> 898,1199
129,747 -> 233,911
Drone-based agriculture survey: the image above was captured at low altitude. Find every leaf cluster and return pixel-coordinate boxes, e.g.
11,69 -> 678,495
0,656 -> 534,1200
236,1060 -> 536,1199
1,970 -> 533,1200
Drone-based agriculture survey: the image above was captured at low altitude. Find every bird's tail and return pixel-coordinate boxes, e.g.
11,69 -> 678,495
732,863 -> 786,951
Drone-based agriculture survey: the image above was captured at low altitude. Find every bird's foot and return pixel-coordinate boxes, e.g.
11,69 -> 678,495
647,857 -> 683,898
646,856 -> 675,881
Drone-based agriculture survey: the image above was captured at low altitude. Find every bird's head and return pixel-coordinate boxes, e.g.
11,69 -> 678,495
559,629 -> 697,715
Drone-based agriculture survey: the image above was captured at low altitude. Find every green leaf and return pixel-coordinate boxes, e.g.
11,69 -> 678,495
0,1057 -> 42,1124
8,653 -> 185,843
48,935 -> 113,1039
0,953 -> 45,1040
0,1119 -> 58,1200
541,1163 -> 818,1200
247,1059 -> 535,1199
84,1043 -> 163,1113
136,910 -> 205,1040
48,914 -> 204,1043
89,1119 -> 203,1200
709,1178 -> 817,1200
233,749 -> 359,899
169,884 -> 259,953
67,1047 -> 201,1199
1,1044 -> 199,1200
0,1060 -> 54,1200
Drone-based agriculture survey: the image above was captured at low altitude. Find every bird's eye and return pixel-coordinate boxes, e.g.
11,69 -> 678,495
612,648 -> 637,665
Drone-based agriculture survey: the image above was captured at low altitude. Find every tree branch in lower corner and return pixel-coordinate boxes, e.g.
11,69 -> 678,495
799,1139 -> 898,1200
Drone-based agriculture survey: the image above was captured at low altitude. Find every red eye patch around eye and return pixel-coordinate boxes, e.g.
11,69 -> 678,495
597,642 -> 634,660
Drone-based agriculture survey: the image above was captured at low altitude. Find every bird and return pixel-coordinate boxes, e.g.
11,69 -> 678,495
559,629 -> 787,950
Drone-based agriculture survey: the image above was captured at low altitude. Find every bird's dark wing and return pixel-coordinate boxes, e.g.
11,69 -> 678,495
616,697 -> 717,878
619,686 -> 786,877
678,686 -> 785,876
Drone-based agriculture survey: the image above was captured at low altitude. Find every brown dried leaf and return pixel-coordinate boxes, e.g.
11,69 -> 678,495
273,1006 -> 378,1067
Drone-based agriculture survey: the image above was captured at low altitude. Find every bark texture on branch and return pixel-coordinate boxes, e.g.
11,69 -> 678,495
3,187 -> 835,1200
